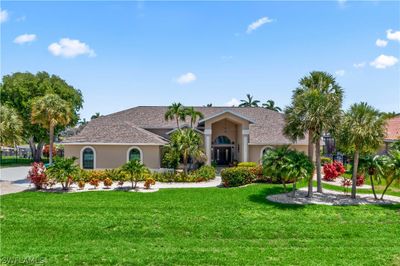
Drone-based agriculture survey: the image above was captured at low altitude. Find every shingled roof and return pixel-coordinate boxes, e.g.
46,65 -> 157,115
63,106 -> 307,145
385,116 -> 400,142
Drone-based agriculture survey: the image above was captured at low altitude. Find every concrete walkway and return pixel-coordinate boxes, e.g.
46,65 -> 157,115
0,166 -> 31,195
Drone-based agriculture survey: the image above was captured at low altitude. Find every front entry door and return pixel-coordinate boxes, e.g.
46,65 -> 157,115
214,147 -> 232,165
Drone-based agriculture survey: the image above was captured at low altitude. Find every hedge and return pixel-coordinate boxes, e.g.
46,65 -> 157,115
221,167 -> 256,187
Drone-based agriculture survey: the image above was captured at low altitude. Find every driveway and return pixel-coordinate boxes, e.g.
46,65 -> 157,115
0,166 -> 31,195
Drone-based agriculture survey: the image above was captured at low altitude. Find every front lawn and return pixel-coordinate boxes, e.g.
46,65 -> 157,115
1,184 -> 399,265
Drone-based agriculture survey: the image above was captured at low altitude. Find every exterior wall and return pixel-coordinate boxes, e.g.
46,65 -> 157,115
248,144 -> 313,164
64,144 -> 162,169
211,119 -> 237,144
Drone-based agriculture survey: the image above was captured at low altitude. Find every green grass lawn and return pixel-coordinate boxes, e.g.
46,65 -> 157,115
1,184 -> 400,265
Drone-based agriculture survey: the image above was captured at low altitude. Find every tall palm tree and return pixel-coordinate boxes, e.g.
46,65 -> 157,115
31,94 -> 72,165
164,103 -> 187,128
0,105 -> 23,149
239,94 -> 260,107
185,107 -> 204,128
169,128 -> 205,174
284,71 -> 343,196
336,102 -> 386,198
262,100 -> 282,112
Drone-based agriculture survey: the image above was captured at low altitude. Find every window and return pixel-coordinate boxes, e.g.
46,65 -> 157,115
82,147 -> 94,169
127,147 -> 143,162
215,136 -> 231,145
261,146 -> 274,160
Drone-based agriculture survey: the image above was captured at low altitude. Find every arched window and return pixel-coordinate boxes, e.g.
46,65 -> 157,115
215,136 -> 231,145
82,147 -> 95,169
127,146 -> 143,163
260,146 -> 274,159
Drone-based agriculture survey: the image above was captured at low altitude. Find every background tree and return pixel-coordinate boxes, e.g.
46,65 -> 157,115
0,72 -> 83,161
31,94 -> 72,164
0,105 -> 23,151
185,107 -> 204,128
358,155 -> 383,199
169,128 -> 205,174
239,94 -> 260,107
284,71 -> 343,196
379,150 -> 400,199
165,102 -> 187,128
90,112 -> 101,120
262,100 -> 282,112
380,111 -> 399,120
336,102 -> 386,198
121,159 -> 148,189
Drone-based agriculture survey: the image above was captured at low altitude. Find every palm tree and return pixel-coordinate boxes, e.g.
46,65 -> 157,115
185,107 -> 204,128
262,146 -> 291,192
205,103 -> 213,107
284,71 -> 343,196
379,150 -> 400,199
169,128 -> 205,174
90,112 -> 100,120
164,103 -> 187,128
0,105 -> 23,152
336,102 -> 386,199
121,159 -> 148,189
358,155 -> 383,199
262,100 -> 282,112
239,94 -> 260,107
46,157 -> 80,190
31,94 -> 72,165
284,150 -> 314,197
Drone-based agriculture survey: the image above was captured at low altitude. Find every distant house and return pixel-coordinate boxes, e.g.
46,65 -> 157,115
383,116 -> 400,152
63,106 -> 310,169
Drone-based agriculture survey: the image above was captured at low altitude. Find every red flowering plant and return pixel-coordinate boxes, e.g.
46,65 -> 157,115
323,161 -> 346,181
43,145 -> 56,158
356,175 -> 365,186
27,162 -> 48,189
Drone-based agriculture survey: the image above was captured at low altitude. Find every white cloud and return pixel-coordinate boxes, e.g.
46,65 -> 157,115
353,62 -> 366,68
335,70 -> 345,77
48,38 -> 96,58
0,9 -> 9,23
16,16 -> 26,22
14,34 -> 37,44
176,72 -> 196,85
246,17 -> 273,34
386,29 -> 400,42
370,54 -> 398,69
225,98 -> 240,107
375,39 -> 388,47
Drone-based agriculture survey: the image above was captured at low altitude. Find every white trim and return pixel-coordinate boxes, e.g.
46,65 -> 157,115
63,142 -> 165,146
126,146 -> 143,163
260,145 -> 275,159
242,129 -> 249,135
204,128 -> 212,135
80,146 -> 96,169
198,110 -> 255,124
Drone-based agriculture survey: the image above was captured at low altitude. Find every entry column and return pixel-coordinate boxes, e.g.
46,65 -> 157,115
242,129 -> 249,162
205,128 -> 212,165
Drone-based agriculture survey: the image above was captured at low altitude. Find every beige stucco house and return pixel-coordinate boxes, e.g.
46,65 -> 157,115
63,106 -> 309,169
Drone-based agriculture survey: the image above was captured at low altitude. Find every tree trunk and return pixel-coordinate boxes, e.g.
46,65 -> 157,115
315,140 -> 322,193
183,155 -> 188,175
351,150 -> 359,199
370,175 -> 377,200
29,137 -> 44,162
292,181 -> 297,198
380,179 -> 394,200
282,178 -> 287,193
307,130 -> 314,197
49,125 -> 54,165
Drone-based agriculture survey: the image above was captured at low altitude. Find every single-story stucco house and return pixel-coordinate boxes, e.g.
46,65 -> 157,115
63,106 -> 310,169
382,116 -> 400,152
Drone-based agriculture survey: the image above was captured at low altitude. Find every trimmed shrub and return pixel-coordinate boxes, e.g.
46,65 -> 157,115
189,165 -> 216,182
89,178 -> 100,189
221,167 -> 255,187
77,180 -> 85,190
103,177 -> 113,188
323,161 -> 345,181
27,162 -> 48,189
144,178 -> 156,189
237,162 -> 257,168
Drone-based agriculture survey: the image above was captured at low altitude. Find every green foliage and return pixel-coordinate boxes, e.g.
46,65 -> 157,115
151,166 -> 216,183
237,162 -> 257,167
46,157 -> 79,190
0,105 -> 23,147
185,107 -> 204,128
0,72 -> 83,142
221,167 -> 255,187
189,165 -> 216,181
262,100 -> 282,112
161,146 -> 180,169
121,159 -> 148,188
164,102 -> 186,128
321,156 -> 333,165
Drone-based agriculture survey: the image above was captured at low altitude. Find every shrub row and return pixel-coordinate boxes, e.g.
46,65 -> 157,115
221,167 -> 256,187
152,165 -> 216,182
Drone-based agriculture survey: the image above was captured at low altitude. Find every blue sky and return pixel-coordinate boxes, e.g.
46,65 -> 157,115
1,1 -> 399,120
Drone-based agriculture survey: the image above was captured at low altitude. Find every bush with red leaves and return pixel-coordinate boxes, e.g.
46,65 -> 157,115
356,175 -> 365,186
27,162 -> 48,189
323,161 -> 346,181
43,145 -> 56,158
